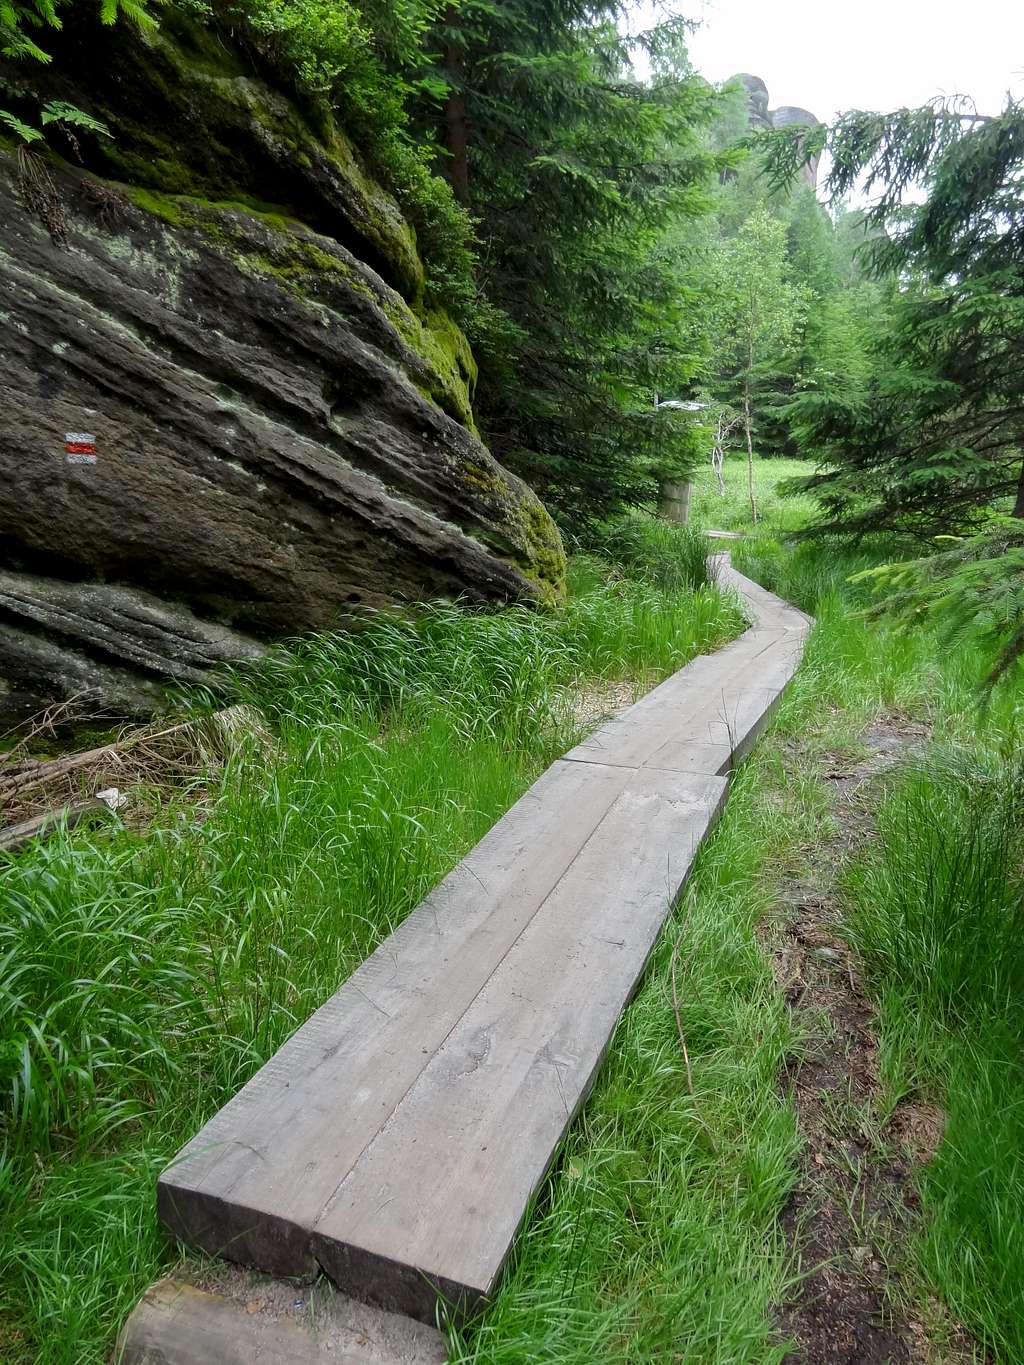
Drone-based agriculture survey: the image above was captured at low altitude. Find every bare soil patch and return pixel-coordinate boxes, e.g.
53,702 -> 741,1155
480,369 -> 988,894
762,715 -> 974,1364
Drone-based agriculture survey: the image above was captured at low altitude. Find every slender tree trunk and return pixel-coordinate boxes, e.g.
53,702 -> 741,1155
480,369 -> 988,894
711,444 -> 725,495
444,6 -> 469,204
713,413 -> 740,496
743,349 -> 757,524
1013,451 -> 1024,518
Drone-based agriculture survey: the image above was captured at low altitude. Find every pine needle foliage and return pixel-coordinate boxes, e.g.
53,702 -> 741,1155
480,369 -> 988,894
765,98 -> 1024,677
0,0 -> 153,62
425,5 -> 730,527
851,518 -> 1024,689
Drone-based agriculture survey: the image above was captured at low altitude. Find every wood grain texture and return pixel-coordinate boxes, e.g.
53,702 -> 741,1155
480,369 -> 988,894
156,555 -> 810,1326
116,1274 -> 447,1365
159,758 -> 661,1274
311,768 -> 727,1319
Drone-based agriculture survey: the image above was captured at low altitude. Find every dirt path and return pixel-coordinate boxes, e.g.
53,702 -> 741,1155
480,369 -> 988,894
761,714 -> 971,1364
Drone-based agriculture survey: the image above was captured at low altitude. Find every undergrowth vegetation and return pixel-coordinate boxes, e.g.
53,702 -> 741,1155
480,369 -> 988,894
734,523 -> 1024,1362
689,455 -> 820,538
0,525 -> 742,1364
844,756 -> 1024,1360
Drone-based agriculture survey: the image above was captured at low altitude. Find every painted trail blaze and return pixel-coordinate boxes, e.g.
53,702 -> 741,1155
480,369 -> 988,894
65,432 -> 97,464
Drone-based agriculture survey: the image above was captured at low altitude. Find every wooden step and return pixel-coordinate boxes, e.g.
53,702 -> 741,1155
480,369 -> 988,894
156,561 -> 810,1326
117,1271 -> 447,1365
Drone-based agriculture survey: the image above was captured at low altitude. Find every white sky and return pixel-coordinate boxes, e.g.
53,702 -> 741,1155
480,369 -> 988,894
631,0 -> 1024,121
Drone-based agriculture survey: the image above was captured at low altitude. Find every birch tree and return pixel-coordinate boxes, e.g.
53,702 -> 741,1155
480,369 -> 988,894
711,210 -> 805,521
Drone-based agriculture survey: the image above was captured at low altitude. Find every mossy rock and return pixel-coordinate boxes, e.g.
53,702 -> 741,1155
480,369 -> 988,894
1,9 -> 425,304
118,186 -> 478,430
0,10 -> 568,728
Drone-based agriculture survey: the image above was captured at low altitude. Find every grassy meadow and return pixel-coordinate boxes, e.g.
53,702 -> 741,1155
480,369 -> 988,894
689,453 -> 819,537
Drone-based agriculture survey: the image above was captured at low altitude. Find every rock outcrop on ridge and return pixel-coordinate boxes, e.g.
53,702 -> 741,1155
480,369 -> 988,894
733,74 -> 822,186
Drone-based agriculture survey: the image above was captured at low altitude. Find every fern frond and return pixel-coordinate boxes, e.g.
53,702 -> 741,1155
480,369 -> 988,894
0,106 -> 42,140
41,100 -> 112,137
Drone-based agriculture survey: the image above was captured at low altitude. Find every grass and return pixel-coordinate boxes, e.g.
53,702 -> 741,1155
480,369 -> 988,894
449,518 -> 962,1364
459,483 -> 1024,1364
689,454 -> 820,538
734,512 -> 1024,1361
583,510 -> 714,593
842,753 -> 1024,1361
0,526 -> 744,1365
5,470 -> 1024,1362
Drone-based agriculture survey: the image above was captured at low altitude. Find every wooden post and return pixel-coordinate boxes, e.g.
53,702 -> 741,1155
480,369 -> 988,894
658,479 -> 693,524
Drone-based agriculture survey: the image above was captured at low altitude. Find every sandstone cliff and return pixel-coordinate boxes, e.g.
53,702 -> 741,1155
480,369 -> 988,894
0,13 -> 565,725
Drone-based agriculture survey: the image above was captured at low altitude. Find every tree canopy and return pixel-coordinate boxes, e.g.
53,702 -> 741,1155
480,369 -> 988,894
769,98 -> 1024,679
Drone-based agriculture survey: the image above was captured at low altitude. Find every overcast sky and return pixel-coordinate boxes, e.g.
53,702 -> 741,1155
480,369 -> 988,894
631,0 -> 1024,122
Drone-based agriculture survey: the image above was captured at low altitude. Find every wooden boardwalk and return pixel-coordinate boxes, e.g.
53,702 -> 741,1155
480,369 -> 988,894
154,556 -> 810,1332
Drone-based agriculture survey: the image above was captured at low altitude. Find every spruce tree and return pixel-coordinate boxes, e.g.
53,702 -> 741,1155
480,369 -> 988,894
424,3 -> 727,527
769,99 -> 1024,679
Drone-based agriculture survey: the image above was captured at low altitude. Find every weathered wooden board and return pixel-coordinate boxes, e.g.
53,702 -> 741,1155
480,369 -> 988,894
714,556 -> 812,633
563,642 -> 803,776
159,756 -> 650,1272
116,1273 -> 446,1365
310,767 -> 726,1319
156,557 -> 811,1329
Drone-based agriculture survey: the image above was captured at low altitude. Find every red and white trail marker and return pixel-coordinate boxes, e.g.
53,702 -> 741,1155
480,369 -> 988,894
65,432 -> 97,465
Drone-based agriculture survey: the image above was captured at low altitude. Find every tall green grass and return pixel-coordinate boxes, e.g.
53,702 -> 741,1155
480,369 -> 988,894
740,518 -> 1024,1361
0,558 -> 743,1364
689,455 -> 820,537
582,511 -> 712,594
842,754 -> 1024,1360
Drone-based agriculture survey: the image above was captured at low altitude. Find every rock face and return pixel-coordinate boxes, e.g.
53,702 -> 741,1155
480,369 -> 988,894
0,15 -> 565,725
734,74 -> 822,187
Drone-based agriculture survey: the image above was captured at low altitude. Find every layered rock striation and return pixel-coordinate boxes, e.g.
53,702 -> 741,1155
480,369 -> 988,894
0,14 -> 565,725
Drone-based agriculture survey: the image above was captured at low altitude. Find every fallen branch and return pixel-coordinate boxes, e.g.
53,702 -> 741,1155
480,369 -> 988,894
0,799 -> 108,855
0,720 -> 194,804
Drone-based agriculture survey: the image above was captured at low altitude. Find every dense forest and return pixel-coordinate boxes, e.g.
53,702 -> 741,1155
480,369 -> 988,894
2,3 -> 1023,1364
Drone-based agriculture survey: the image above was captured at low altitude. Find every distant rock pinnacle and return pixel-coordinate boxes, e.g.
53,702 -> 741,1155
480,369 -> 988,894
733,74 -> 821,187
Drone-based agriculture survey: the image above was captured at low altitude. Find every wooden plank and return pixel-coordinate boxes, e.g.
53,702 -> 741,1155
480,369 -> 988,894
159,757 -> 677,1274
310,767 -> 727,1320
714,559 -> 812,633
155,554 -> 811,1332
563,653 -> 800,774
159,769 -> 725,1321
116,1274 -> 447,1365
